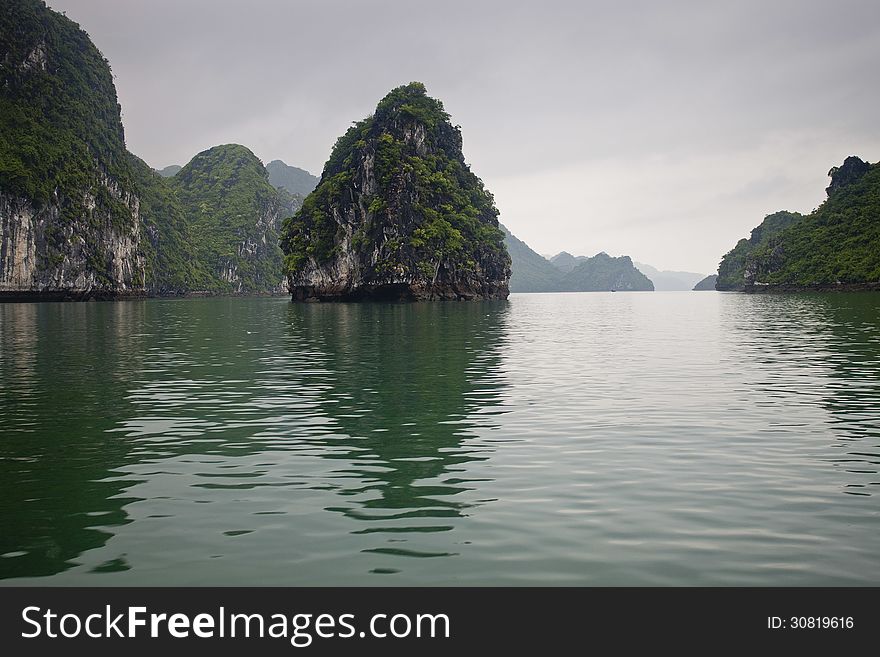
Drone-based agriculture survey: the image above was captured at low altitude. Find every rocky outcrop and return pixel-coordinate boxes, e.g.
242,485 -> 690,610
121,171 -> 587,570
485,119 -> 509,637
281,82 -> 510,301
0,0 -> 145,299
0,180 -> 143,298
826,156 -> 870,196
715,211 -> 802,291
129,153 -> 201,295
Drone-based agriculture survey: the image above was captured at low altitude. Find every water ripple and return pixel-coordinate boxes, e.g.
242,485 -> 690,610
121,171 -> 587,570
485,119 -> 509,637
1,293 -> 880,584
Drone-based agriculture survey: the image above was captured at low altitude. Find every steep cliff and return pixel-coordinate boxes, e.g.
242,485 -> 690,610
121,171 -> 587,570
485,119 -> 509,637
0,0 -> 144,298
280,82 -> 510,301
172,145 -> 285,293
716,156 -> 880,291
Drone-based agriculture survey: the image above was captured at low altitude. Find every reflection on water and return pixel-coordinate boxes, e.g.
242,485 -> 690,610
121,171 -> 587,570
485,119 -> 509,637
0,302 -> 144,578
720,293 -> 880,496
287,304 -> 508,547
812,295 -> 880,497
1,293 -> 879,585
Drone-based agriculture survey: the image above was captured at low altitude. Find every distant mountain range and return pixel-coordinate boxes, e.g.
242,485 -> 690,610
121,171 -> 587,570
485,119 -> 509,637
157,164 -> 182,178
693,274 -> 718,290
501,225 -> 563,293
549,251 -> 585,272
503,227 -> 715,293
266,160 -> 319,197
502,227 -> 654,292
559,253 -> 654,291
155,160 -> 317,195
633,262 -> 705,291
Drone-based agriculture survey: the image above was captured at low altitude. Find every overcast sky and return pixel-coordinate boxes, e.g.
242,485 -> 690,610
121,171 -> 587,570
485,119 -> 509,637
48,0 -> 880,273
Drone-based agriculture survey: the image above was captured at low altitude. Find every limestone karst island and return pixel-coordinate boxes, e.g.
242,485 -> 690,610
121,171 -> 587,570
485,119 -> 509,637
281,83 -> 511,301
3,0 -> 879,300
2,0 -> 880,603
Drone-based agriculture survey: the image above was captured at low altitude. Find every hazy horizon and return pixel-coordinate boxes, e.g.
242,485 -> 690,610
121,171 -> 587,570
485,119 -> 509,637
46,0 -> 880,273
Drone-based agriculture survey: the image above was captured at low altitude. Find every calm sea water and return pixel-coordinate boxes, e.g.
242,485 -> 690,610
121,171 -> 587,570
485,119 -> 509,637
1,292 -> 879,585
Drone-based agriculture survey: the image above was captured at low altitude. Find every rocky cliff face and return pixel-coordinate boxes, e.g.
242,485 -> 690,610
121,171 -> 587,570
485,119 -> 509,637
0,0 -> 145,298
0,181 -> 143,298
826,156 -> 870,196
281,82 -> 510,301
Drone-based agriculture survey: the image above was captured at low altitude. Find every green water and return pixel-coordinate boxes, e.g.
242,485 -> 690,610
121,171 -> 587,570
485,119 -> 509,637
1,292 -> 879,585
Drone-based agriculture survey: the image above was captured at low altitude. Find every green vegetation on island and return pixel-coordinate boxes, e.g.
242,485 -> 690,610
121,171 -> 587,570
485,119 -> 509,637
716,211 -> 802,290
172,144 -> 285,294
128,153 -> 202,294
716,156 -> 880,291
7,1 -> 875,301
1,0 -> 143,294
0,0 -> 130,211
135,148 -> 306,295
281,82 -> 510,300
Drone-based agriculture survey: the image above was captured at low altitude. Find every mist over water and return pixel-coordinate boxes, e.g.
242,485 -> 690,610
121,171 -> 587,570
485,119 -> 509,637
1,293 -> 878,585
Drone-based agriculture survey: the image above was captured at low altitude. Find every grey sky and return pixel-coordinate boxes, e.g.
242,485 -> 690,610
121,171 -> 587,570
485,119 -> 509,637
47,0 -> 880,273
